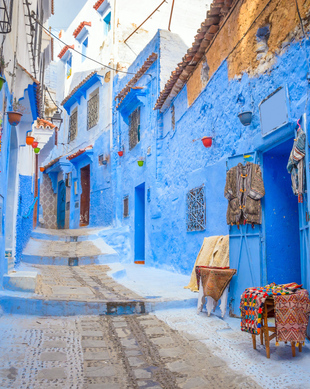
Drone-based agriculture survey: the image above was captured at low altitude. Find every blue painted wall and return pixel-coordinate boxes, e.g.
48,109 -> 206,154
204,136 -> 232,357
112,29 -> 310,280
15,175 -> 34,266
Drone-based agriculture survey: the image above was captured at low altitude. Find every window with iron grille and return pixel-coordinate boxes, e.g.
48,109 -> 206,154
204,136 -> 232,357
68,110 -> 78,142
123,196 -> 129,218
87,92 -> 99,130
0,0 -> 14,34
129,107 -> 140,150
186,185 -> 206,232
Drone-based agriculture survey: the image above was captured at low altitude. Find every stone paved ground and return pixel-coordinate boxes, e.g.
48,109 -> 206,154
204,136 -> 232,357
35,265 -> 141,301
0,314 -> 262,389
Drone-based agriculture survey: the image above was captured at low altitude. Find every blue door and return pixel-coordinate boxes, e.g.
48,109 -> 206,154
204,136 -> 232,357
57,180 -> 66,229
227,153 -> 265,315
299,114 -> 310,301
135,183 -> 145,263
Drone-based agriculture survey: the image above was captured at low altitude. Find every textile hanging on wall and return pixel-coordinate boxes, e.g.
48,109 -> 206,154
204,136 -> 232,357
274,289 -> 310,343
287,127 -> 306,202
240,283 -> 304,337
198,267 -> 236,302
224,162 -> 265,225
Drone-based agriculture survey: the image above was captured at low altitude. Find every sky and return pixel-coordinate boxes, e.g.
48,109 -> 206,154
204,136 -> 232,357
49,0 -> 88,30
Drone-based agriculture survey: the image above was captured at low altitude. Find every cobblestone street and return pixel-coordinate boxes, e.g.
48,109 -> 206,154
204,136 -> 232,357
0,314 -> 262,389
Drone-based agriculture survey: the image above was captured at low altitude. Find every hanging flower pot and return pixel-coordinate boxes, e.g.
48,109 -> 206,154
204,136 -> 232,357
238,111 -> 253,126
137,160 -> 144,167
118,150 -> 124,157
40,167 -> 45,172
32,141 -> 38,149
26,135 -> 35,145
201,136 -> 213,148
34,147 -> 40,154
0,76 -> 6,92
6,111 -> 23,126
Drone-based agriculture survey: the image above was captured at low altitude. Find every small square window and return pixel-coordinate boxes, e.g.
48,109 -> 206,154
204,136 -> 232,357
123,196 -> 129,218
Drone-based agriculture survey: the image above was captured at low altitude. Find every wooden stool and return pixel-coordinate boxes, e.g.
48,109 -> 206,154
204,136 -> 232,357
252,297 -> 303,358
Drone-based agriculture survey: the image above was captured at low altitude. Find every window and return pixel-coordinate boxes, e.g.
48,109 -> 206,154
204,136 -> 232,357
68,109 -> 78,142
186,185 -> 206,232
171,105 -> 175,131
104,12 -> 111,35
65,173 -> 72,187
82,37 -> 88,62
66,55 -> 72,79
87,89 -> 99,130
129,107 -> 140,150
123,196 -> 129,218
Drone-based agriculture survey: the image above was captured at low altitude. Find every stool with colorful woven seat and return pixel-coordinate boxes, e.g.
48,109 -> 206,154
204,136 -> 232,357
240,283 -> 310,358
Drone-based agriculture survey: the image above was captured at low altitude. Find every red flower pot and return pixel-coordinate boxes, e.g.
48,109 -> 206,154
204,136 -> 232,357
26,136 -> 35,145
32,141 -> 39,149
7,111 -> 23,126
118,151 -> 124,157
201,136 -> 212,148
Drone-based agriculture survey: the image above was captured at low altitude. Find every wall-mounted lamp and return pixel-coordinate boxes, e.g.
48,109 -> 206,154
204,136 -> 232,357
238,111 -> 253,126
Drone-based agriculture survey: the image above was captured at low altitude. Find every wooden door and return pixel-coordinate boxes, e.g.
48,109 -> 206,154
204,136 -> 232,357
57,180 -> 66,229
80,165 -> 90,226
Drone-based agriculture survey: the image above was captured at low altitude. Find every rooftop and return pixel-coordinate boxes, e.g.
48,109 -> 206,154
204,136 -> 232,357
115,52 -> 158,109
67,146 -> 93,161
154,0 -> 236,111
58,45 -> 74,59
35,118 -> 56,130
93,0 -> 105,10
73,21 -> 91,39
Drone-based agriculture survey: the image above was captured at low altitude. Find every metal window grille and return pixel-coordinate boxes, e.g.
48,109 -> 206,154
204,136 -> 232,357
123,196 -> 129,218
0,0 -> 13,34
171,104 -> 175,131
129,107 -> 140,150
87,93 -> 99,130
186,185 -> 206,231
68,111 -> 78,142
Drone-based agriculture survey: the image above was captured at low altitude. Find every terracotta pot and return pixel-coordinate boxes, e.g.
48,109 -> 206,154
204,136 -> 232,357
34,147 -> 40,154
201,136 -> 212,148
7,111 -> 23,126
40,167 -> 45,172
32,141 -> 39,149
118,151 -> 124,157
0,76 -> 6,92
26,136 -> 35,146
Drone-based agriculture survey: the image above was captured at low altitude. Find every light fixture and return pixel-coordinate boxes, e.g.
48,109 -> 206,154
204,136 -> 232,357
51,109 -> 63,130
238,111 -> 253,126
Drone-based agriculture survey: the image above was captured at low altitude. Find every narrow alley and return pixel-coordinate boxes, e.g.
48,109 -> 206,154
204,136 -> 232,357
1,0 -> 310,388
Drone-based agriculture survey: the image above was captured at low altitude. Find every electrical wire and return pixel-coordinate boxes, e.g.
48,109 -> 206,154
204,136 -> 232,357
45,85 -> 61,111
31,13 -> 142,76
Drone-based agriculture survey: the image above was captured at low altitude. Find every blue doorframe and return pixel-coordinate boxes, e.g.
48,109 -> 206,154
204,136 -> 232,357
57,180 -> 66,229
227,152 -> 264,316
134,183 -> 145,263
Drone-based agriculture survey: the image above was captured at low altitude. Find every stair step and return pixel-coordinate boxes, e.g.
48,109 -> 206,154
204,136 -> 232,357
31,227 -> 104,242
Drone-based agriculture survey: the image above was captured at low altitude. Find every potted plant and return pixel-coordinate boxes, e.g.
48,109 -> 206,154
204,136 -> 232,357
32,141 -> 39,149
6,98 -> 26,126
137,157 -> 144,167
201,136 -> 213,148
0,54 -> 8,92
26,131 -> 35,146
34,147 -> 40,154
118,150 -> 124,157
238,111 -> 253,126
40,167 -> 45,172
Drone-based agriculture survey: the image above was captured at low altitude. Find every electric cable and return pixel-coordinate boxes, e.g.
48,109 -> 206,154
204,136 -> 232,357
31,13 -> 147,76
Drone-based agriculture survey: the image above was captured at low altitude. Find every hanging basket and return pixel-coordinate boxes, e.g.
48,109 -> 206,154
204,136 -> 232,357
238,111 -> 253,126
26,135 -> 35,145
137,160 -> 144,167
7,111 -> 23,126
39,167 -> 45,172
34,147 -> 40,154
201,136 -> 213,148
118,150 -> 124,157
0,76 -> 6,92
32,141 -> 39,149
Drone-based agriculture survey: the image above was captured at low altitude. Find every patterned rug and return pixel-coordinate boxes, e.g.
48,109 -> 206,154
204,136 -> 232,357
274,289 -> 310,343
240,283 -> 303,336
198,267 -> 236,302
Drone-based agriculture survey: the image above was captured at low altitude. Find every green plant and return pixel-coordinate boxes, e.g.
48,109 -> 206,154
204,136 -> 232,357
12,98 -> 28,114
0,54 -> 9,76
